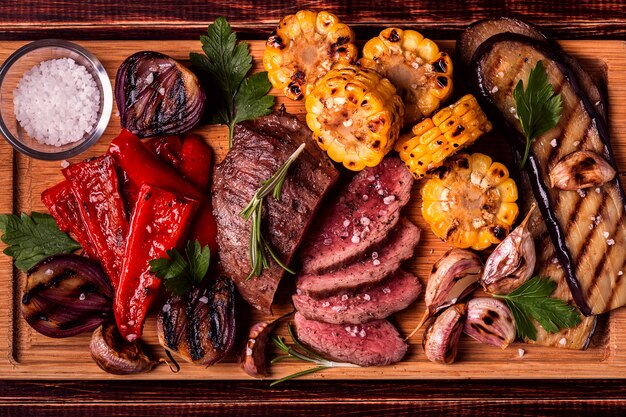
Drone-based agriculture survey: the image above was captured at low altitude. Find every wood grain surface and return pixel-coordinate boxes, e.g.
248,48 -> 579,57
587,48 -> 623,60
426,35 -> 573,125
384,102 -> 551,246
3,1 -> 626,415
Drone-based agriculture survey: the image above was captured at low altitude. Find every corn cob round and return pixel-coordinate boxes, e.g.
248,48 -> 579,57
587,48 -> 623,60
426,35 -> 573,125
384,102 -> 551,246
395,94 -> 492,179
305,65 -> 404,171
421,152 -> 519,251
359,28 -> 454,126
263,10 -> 358,100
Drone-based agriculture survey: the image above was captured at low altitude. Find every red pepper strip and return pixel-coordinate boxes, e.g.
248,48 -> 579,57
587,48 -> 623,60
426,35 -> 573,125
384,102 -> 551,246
62,155 -> 129,286
41,181 -> 98,259
115,184 -> 198,342
179,133 -> 212,191
145,135 -> 182,168
109,130 -> 218,254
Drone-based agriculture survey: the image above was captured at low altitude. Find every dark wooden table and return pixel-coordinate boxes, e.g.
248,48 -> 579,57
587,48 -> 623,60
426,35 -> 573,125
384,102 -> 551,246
2,1 -> 626,415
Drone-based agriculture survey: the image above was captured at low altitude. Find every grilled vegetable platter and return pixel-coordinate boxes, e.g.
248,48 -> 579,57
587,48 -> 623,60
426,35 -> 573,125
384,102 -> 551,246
1,13 -> 625,382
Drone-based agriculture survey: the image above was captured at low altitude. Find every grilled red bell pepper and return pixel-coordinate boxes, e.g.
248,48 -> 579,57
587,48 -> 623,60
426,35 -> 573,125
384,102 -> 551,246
109,130 -> 218,254
62,155 -> 129,286
179,133 -> 212,191
41,181 -> 97,259
115,184 -> 198,342
145,135 -> 182,168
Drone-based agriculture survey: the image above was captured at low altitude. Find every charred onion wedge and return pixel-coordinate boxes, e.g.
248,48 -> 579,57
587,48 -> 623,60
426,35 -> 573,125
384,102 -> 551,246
157,276 -> 236,366
421,153 -> 519,250
115,51 -> 206,138
360,28 -> 453,126
264,10 -> 358,100
306,65 -> 404,170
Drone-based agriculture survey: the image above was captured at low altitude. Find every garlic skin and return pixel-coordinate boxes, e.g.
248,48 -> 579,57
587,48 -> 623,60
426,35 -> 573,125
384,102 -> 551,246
549,150 -> 616,190
481,206 -> 536,294
422,303 -> 467,364
463,298 -> 516,349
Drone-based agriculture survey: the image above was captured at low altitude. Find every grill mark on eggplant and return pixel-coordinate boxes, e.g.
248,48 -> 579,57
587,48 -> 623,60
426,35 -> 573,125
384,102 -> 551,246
574,191 -> 608,270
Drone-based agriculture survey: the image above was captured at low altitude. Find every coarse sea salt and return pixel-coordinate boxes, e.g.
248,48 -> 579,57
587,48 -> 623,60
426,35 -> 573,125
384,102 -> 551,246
13,58 -> 100,146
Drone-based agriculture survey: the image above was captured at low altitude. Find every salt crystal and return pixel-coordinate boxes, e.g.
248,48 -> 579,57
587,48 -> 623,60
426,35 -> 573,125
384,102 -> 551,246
518,348 -> 525,357
359,329 -> 367,338
559,337 -> 567,346
341,294 -> 349,301
126,334 -> 138,342
509,107 -> 516,114
362,194 -> 369,201
497,71 -> 505,78
373,259 -> 381,266
158,87 -> 165,95
162,303 -> 171,313
550,139 -> 557,147
491,86 -> 499,93
322,301 -> 330,307
382,288 -> 391,294
411,83 -> 418,89
371,251 -> 379,260
127,320 -> 135,326
360,217 -> 371,226
607,239 -> 615,246
296,288 -> 302,295
383,195 -> 396,205
246,346 -> 253,356
323,238 -> 332,246
79,293 -> 86,301
577,189 -> 586,198
60,160 -> 70,168
343,119 -> 353,127
343,219 -> 351,227
552,258 -> 559,264
603,231 -> 610,239
619,271 -> 623,276
44,269 -> 54,276
363,294 -> 371,301
332,305 -> 347,312
378,189 -> 385,196
199,296 -> 209,304
145,72 -> 154,84
351,235 -> 361,244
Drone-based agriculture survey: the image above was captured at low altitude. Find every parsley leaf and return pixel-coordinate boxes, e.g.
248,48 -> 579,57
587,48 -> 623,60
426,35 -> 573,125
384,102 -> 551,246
494,276 -> 581,341
0,212 -> 81,272
190,16 -> 275,148
149,240 -> 211,296
513,60 -> 563,168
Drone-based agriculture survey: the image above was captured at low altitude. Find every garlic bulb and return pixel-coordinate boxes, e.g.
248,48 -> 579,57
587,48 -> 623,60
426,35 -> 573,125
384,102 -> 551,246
481,205 -> 536,294
422,303 -> 467,364
549,150 -> 616,190
463,298 -> 516,349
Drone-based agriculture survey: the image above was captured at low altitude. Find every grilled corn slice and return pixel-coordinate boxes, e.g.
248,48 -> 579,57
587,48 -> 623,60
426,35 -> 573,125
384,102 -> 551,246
359,28 -> 453,126
395,94 -> 492,179
421,153 -> 519,251
306,65 -> 404,171
263,10 -> 358,100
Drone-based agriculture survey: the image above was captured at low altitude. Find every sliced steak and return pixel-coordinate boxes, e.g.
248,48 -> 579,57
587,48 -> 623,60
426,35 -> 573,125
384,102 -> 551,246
294,312 -> 407,366
212,112 -> 339,312
296,218 -> 420,296
299,157 -> 413,274
293,269 -> 422,324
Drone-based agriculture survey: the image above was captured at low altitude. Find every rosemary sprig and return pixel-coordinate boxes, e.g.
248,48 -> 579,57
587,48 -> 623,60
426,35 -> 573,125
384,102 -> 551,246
270,324 -> 358,387
240,143 -> 306,280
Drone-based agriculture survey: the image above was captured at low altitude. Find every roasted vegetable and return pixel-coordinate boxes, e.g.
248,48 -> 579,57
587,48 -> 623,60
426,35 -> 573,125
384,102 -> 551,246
90,322 -> 157,375
264,10 -> 357,100
395,94 -> 492,179
549,150 -> 616,190
115,51 -> 205,138
481,205 -> 536,294
21,254 -> 113,338
463,298 -> 516,349
465,27 -> 626,315
421,153 -> 519,250
241,317 -> 281,378
306,65 -> 404,170
157,276 -> 236,366
422,303 -> 466,364
115,184 -> 198,342
360,28 -> 453,126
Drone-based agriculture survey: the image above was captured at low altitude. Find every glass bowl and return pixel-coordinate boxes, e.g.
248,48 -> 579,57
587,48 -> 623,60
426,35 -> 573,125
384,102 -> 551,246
0,39 -> 112,160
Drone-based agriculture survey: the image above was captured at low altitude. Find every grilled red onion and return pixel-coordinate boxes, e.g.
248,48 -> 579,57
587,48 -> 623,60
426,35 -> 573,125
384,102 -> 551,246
21,254 -> 113,338
115,51 -> 206,138
90,322 -> 157,375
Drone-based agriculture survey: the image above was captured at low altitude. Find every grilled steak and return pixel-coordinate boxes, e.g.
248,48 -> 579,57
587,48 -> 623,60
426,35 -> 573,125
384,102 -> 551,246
296,218 -> 420,296
299,157 -> 413,274
212,113 -> 339,312
294,312 -> 407,366
293,269 -> 422,324
466,33 -> 626,315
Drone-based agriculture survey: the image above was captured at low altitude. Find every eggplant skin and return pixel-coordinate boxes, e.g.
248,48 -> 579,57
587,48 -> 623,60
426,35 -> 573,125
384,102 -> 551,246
157,276 -> 236,366
467,32 -> 626,316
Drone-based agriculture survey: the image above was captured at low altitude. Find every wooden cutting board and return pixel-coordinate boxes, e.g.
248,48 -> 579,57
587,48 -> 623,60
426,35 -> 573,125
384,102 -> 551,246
0,39 -> 625,380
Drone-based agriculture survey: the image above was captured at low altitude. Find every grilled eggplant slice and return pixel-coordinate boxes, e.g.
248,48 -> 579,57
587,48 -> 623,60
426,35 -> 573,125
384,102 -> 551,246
466,32 -> 626,316
157,276 -> 236,366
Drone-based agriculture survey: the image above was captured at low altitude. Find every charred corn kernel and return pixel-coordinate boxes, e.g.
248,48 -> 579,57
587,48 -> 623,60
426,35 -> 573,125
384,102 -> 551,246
359,28 -> 453,126
306,65 -> 404,171
263,10 -> 358,100
421,153 -> 519,251
395,94 -> 492,179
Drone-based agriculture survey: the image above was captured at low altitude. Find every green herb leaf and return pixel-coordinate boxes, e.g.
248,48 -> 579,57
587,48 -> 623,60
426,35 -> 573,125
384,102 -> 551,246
513,60 -> 563,168
190,16 -> 275,147
0,212 -> 81,271
149,240 -> 211,296
240,143 -> 305,280
494,276 -> 581,341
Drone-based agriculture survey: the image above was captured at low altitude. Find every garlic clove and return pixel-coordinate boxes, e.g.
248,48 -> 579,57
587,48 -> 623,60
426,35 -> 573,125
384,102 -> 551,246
90,322 -> 157,375
422,303 -> 467,364
241,318 -> 281,378
463,298 -> 516,349
481,205 -> 536,295
549,150 -> 616,190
